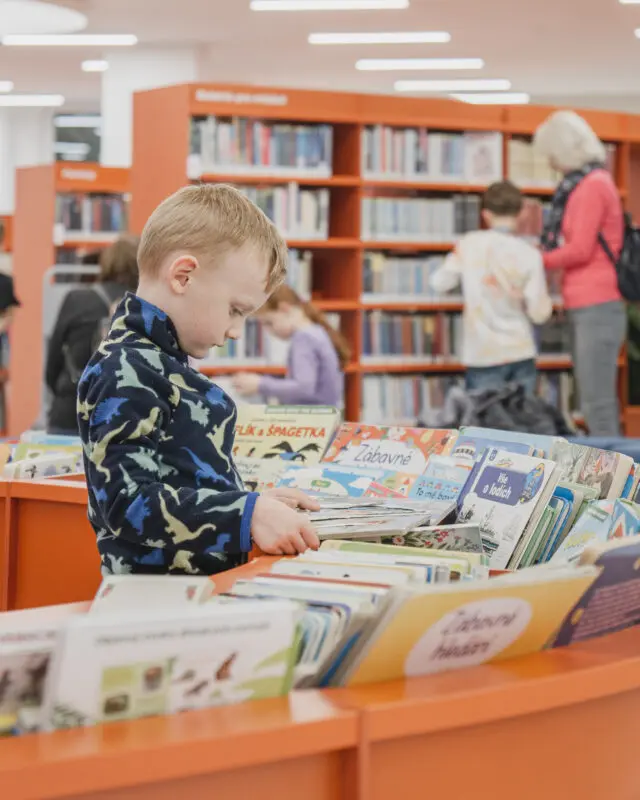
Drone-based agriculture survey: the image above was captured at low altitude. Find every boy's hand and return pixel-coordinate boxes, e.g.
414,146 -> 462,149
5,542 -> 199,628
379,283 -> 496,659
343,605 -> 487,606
261,487 -> 321,511
232,372 -> 261,396
251,495 -> 320,555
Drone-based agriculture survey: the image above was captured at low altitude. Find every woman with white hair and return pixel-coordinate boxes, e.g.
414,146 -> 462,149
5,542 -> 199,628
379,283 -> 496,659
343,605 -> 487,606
534,110 -> 625,436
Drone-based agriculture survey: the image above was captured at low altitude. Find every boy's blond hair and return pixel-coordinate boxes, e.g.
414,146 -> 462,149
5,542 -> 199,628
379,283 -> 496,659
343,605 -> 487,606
138,184 -> 288,290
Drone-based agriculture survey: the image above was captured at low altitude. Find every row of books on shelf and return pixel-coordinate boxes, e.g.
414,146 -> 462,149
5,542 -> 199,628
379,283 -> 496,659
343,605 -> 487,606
54,194 -> 128,235
6,415 -> 640,733
362,128 -> 503,185
237,184 -> 329,240
362,310 -> 463,362
363,253 -> 446,299
361,194 -> 480,242
189,116 -> 333,178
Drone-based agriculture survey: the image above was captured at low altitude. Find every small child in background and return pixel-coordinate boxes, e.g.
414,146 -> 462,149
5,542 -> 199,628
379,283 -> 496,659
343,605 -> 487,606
232,285 -> 349,408
78,184 -> 320,577
430,180 -> 552,394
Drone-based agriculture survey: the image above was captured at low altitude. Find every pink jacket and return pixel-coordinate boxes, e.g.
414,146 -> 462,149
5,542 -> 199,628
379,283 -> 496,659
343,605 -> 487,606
543,169 -> 623,309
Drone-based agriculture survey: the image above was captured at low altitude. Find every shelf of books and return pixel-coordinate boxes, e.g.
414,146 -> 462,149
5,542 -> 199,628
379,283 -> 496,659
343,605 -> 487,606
9,163 -> 130,436
131,83 -> 640,429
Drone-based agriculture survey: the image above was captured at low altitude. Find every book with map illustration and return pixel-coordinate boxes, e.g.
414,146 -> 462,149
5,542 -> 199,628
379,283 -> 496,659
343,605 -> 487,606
233,405 -> 340,462
322,424 -> 457,475
277,463 -> 418,498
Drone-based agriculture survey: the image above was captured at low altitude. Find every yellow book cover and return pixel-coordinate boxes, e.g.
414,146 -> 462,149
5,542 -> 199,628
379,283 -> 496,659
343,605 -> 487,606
233,405 -> 341,462
343,567 -> 597,686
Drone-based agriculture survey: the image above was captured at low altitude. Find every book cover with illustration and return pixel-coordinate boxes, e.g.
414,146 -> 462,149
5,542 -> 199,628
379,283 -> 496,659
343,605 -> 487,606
459,426 -> 564,458
552,534 -> 640,648
551,500 -> 617,564
277,463 -> 418,498
458,448 -> 559,569
339,566 -> 597,687
408,456 -> 472,503
233,405 -> 340,462
44,601 -> 300,730
383,523 -> 484,554
91,576 -> 216,614
0,602 -> 88,735
577,448 -> 633,500
322,424 -> 458,475
3,452 -> 83,480
234,456 -> 289,492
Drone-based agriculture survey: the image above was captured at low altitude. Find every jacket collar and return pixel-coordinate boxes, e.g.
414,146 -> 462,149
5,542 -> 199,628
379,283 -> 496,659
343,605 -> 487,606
113,293 -> 187,363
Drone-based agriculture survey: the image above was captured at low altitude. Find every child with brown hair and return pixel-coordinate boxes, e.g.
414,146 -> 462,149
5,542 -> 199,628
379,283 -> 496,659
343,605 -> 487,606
232,285 -> 349,407
78,184 -> 320,577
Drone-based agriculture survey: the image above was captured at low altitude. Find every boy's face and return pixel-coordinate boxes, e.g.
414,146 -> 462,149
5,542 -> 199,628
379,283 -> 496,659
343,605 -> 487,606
170,244 -> 270,359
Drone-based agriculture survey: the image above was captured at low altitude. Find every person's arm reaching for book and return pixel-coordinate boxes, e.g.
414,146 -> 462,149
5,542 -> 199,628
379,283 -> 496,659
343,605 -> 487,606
429,250 -> 463,295
542,183 -> 607,271
523,251 -> 553,325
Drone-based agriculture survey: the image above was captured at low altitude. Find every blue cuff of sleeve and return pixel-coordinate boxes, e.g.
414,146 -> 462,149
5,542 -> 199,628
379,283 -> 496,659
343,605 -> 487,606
240,491 -> 259,552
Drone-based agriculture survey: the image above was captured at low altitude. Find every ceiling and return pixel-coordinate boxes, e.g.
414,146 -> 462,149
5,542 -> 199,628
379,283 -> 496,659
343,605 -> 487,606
4,0 -> 640,112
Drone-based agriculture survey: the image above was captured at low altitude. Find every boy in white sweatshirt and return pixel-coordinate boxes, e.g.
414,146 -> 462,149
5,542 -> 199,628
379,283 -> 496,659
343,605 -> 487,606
430,180 -> 552,394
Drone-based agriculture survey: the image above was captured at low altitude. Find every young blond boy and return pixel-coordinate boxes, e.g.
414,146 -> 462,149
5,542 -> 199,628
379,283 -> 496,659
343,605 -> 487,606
430,181 -> 552,394
78,184 -> 319,576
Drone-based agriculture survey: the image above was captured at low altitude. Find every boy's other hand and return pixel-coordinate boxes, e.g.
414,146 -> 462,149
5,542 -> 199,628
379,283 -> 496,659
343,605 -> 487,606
251,495 -> 320,555
232,372 -> 261,396
262,487 -> 321,511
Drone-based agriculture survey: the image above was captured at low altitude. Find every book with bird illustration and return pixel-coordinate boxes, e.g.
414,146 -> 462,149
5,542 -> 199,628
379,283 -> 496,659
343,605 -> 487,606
233,404 -> 341,462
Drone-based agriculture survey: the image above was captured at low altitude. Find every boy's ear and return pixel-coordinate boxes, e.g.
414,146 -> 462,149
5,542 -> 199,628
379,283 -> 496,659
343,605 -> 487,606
481,209 -> 492,227
168,255 -> 198,294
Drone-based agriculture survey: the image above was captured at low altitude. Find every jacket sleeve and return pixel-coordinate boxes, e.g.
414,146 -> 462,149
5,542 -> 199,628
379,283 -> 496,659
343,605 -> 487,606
523,250 -> 553,325
542,183 -> 608,271
83,351 -> 257,554
430,250 -> 463,294
258,336 -> 318,404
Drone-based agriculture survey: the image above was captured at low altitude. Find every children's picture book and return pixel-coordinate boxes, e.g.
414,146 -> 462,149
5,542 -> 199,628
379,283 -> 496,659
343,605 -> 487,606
233,405 -> 340,462
3,452 -> 83,480
91,576 -> 216,614
276,463 -> 417,498
552,441 -> 634,501
552,534 -> 640,647
458,448 -> 559,569
551,500 -> 617,564
234,456 -> 289,492
304,511 -> 430,542
322,423 -> 458,475
383,523 -> 484,554
459,426 -> 564,458
408,456 -> 473,503
44,601 -> 300,730
0,602 -> 88,735
337,566 -> 597,686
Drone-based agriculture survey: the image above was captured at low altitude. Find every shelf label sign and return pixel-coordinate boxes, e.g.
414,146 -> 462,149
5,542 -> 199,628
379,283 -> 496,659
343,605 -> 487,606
194,88 -> 288,107
59,168 -> 98,182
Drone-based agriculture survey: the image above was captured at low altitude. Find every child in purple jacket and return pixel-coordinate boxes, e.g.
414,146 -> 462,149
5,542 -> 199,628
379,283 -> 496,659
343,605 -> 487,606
232,285 -> 348,407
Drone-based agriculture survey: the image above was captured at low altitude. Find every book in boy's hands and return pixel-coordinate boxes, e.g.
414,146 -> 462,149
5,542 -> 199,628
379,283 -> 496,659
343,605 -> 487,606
336,565 -> 598,687
552,534 -> 640,647
322,423 -> 458,474
233,405 -> 340,462
91,576 -> 216,613
276,463 -> 417,498
307,511 -> 431,542
0,602 -> 88,734
44,601 -> 300,730
458,448 -> 560,569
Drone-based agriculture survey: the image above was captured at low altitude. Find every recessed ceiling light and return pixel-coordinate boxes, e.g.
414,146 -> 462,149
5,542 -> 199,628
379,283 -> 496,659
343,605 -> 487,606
0,1 -> 86,35
0,94 -> 64,106
451,92 -> 530,105
2,34 -> 137,46
395,79 -> 511,92
634,28 -> 640,37
82,59 -> 109,72
357,58 -> 483,71
309,31 -> 449,44
55,115 -> 101,128
251,0 -> 409,10
621,1 -> 640,4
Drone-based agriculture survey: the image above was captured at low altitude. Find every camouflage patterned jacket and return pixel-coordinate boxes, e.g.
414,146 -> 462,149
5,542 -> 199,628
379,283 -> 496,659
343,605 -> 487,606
77,293 -> 257,576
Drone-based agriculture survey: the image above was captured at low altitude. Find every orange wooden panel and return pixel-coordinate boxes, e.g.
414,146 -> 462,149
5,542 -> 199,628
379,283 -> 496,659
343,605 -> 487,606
505,105 -> 627,140
0,480 -> 11,610
7,480 -> 100,610
358,94 -> 504,131
0,691 -> 358,800
131,84 -> 192,234
55,163 -> 130,194
10,165 -> 55,437
199,173 -> 360,187
188,83 -> 361,124
1,214 -> 13,252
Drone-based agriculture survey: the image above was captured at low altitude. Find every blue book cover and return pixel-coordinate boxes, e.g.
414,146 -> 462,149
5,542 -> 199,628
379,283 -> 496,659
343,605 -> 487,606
408,456 -> 472,503
459,426 -> 564,458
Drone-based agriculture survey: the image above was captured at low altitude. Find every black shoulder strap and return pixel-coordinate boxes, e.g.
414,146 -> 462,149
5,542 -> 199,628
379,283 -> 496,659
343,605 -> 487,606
598,232 -> 616,267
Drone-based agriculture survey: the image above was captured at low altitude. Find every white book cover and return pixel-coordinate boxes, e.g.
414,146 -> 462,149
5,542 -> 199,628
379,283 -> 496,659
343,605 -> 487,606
459,448 -> 559,569
44,601 -> 299,730
91,576 -> 216,614
464,132 -> 503,184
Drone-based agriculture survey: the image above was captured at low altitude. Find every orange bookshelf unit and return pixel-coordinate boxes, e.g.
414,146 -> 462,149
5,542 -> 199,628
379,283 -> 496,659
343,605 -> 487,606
128,84 -> 638,427
10,162 -> 130,436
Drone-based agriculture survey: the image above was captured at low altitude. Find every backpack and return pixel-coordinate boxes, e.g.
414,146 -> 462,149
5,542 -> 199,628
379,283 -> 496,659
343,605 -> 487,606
599,213 -> 640,303
62,284 -> 118,385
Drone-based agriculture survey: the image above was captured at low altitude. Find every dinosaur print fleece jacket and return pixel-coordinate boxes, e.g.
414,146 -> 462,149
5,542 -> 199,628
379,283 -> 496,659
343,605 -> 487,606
78,293 -> 258,576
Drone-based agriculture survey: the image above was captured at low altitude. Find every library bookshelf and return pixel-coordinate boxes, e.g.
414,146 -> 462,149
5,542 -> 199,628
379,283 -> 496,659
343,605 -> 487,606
126,84 -> 639,428
10,163 -> 130,436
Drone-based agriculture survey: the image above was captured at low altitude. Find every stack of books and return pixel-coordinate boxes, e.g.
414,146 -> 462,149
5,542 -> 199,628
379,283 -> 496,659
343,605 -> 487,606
189,116 -> 333,178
